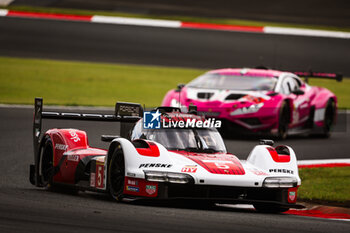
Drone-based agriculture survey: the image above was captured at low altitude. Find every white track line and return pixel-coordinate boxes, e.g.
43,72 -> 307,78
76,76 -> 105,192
91,15 -> 181,28
298,159 -> 350,166
0,9 -> 9,16
264,26 -> 350,39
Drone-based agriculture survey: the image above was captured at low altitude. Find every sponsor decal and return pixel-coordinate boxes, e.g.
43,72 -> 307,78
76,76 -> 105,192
139,163 -> 172,168
127,179 -> 139,186
289,191 -> 296,202
145,185 -> 156,195
119,105 -> 140,116
181,165 -> 197,173
69,130 -> 81,142
90,173 -> 96,187
182,154 -> 245,175
67,154 -> 79,162
269,168 -> 294,174
55,144 -> 68,150
249,168 -> 269,176
143,110 -> 161,129
126,186 -> 139,192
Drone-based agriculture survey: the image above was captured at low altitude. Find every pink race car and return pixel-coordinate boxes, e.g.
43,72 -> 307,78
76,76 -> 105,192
161,68 -> 342,139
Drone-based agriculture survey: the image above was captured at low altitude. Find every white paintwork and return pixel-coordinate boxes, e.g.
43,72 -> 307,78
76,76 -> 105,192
102,138 -> 301,188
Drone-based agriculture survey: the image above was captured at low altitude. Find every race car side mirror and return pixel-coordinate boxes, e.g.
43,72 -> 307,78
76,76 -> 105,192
291,89 -> 305,95
177,83 -> 185,91
259,139 -> 274,146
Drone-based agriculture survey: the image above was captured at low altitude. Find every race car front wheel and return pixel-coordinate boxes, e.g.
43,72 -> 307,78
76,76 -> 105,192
253,204 -> 289,213
108,147 -> 125,201
40,137 -> 54,188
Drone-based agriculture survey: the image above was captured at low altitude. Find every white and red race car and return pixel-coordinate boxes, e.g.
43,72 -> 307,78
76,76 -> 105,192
30,98 -> 302,213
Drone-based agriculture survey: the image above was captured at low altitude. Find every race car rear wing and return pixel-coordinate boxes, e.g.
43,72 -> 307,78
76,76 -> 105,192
32,97 -> 143,184
33,97 -> 143,152
293,71 -> 343,83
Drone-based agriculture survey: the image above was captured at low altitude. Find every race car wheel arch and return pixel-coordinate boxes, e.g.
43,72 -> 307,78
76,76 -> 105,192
39,136 -> 54,188
107,145 -> 125,201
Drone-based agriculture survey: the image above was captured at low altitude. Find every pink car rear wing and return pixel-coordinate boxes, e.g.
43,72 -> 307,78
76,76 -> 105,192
293,71 -> 343,83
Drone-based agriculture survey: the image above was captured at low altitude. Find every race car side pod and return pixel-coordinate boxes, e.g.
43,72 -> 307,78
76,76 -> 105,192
293,71 -> 343,83
30,97 -> 143,186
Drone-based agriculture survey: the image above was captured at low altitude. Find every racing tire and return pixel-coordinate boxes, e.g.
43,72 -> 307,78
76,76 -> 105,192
40,137 -> 54,188
277,102 -> 289,140
253,204 -> 289,213
321,99 -> 335,138
108,147 -> 125,202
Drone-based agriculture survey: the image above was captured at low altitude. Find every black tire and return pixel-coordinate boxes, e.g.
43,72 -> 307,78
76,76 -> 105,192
108,147 -> 125,201
253,204 -> 289,213
40,138 -> 54,188
322,99 -> 335,138
277,102 -> 289,140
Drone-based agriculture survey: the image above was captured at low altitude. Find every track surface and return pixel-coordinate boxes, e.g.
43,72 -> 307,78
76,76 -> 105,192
1,17 -> 350,75
0,107 -> 349,232
11,0 -> 350,27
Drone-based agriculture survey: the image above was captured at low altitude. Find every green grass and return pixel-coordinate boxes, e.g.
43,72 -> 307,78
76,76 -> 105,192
0,56 -> 349,108
3,5 -> 350,33
298,167 -> 350,206
308,78 -> 350,110
0,56 -> 203,107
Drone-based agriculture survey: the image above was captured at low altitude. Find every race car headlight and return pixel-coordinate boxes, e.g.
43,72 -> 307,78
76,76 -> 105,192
144,171 -> 193,184
263,177 -> 297,188
230,103 -> 264,116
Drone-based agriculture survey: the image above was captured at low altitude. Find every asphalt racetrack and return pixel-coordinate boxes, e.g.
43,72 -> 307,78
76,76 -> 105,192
1,16 -> 350,232
0,17 -> 350,75
0,106 -> 349,233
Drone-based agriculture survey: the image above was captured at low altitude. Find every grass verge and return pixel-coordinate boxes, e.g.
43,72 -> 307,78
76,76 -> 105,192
2,5 -> 350,33
0,56 -> 349,108
0,56 -> 203,107
298,167 -> 350,207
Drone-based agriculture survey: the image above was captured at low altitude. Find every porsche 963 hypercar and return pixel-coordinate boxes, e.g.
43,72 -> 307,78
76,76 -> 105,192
30,98 -> 303,212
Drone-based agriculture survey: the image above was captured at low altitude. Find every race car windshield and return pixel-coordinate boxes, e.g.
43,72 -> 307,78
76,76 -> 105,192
131,123 -> 226,153
187,73 -> 278,91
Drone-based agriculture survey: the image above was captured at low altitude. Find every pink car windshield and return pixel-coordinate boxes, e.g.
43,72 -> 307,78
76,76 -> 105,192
187,73 -> 278,91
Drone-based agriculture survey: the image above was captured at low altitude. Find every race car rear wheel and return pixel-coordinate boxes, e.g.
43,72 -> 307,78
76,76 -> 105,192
322,99 -> 335,138
253,204 -> 289,213
40,137 -> 54,188
108,147 -> 125,201
277,102 -> 289,140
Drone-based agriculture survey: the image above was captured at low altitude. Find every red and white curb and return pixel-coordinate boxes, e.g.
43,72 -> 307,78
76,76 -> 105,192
0,9 -> 349,39
298,158 -> 350,168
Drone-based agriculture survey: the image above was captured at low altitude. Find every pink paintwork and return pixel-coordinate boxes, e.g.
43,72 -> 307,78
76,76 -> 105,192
162,68 -> 338,137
